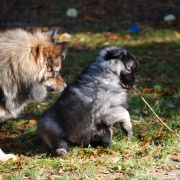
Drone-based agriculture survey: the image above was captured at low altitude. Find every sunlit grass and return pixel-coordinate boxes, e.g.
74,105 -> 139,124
1,27 -> 180,179
66,28 -> 180,49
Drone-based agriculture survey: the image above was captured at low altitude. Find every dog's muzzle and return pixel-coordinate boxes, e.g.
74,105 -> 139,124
121,83 -> 131,89
121,79 -> 139,89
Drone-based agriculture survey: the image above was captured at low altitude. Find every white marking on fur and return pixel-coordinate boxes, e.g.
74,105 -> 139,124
38,67 -> 46,81
10,103 -> 27,118
0,148 -> 17,162
0,109 -> 6,118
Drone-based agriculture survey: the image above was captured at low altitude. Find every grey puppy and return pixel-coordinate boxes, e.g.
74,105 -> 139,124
38,46 -> 139,156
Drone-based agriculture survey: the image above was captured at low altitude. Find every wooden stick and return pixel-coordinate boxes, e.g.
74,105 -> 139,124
133,86 -> 180,138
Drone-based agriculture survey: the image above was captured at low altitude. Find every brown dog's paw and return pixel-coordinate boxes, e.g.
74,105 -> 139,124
0,149 -> 17,162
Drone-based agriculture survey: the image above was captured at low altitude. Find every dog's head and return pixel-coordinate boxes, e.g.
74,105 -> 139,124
41,29 -> 69,72
32,28 -> 69,92
101,46 -> 139,89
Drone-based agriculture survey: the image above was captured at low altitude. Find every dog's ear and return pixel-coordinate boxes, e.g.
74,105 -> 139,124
124,53 -> 139,72
56,42 -> 69,58
33,44 -> 43,62
44,28 -> 57,42
43,41 -> 69,59
105,48 -> 125,61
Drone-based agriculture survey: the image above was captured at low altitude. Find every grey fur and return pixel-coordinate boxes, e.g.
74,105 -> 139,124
38,46 -> 139,155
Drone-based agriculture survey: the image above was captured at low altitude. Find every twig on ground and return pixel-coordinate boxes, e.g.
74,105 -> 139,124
133,86 -> 180,138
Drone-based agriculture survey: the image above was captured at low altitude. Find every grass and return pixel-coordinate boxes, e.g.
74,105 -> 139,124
0,27 -> 180,180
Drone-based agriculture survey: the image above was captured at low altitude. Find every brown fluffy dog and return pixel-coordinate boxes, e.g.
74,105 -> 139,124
0,28 -> 68,161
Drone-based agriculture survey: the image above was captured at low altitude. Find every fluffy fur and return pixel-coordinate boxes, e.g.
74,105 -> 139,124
38,46 -> 139,156
0,28 -> 68,162
0,28 -> 68,122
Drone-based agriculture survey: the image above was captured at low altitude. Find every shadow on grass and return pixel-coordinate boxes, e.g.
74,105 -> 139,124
0,40 -> 179,157
0,129 -> 55,157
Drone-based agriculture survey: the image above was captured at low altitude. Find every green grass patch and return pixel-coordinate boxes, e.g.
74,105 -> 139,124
0,27 -> 180,179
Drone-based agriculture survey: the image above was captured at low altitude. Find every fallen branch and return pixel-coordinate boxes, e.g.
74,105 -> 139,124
133,86 -> 180,138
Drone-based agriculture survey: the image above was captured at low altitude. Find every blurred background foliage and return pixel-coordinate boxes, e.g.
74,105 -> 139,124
0,0 -> 179,32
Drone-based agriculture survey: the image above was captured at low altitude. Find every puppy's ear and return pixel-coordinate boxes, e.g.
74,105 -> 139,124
44,28 -> 57,42
124,53 -> 139,72
105,49 -> 125,61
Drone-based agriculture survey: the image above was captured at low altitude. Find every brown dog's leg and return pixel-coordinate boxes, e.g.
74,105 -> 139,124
0,148 -> 17,162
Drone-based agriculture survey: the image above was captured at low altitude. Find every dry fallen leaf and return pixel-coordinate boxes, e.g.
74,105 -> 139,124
97,146 -> 105,150
58,169 -> 64,175
166,165 -> 174,171
171,157 -> 180,162
89,149 -> 98,156
28,119 -> 36,126
121,149 -> 131,154
142,88 -> 152,93
148,119 -> 153,123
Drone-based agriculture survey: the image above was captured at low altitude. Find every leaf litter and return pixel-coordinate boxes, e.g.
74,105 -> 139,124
0,28 -> 180,179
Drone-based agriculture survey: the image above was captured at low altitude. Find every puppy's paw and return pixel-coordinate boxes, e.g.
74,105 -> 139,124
55,148 -> 68,156
103,140 -> 115,147
121,128 -> 133,138
126,129 -> 133,137
127,135 -> 134,139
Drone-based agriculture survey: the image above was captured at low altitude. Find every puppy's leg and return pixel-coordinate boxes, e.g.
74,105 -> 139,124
120,117 -> 133,137
101,127 -> 114,147
55,139 -> 69,156
38,114 -> 69,156
101,106 -> 133,137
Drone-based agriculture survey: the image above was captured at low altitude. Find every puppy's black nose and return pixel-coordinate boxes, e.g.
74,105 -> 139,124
135,79 -> 139,85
